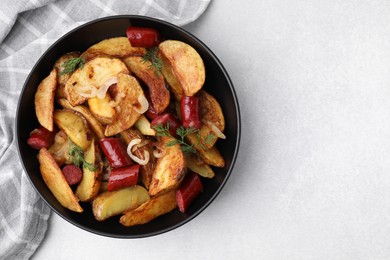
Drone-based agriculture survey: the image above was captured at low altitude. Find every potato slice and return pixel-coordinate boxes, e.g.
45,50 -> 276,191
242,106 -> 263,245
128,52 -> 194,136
34,69 -> 57,131
159,40 -> 205,97
57,98 -> 105,139
75,141 -> 103,202
186,133 -> 225,168
54,52 -> 80,99
160,55 -> 183,100
38,148 -> 83,213
186,153 -> 215,178
82,37 -> 146,61
53,109 -> 92,151
104,73 -> 145,136
64,57 -> 128,106
134,115 -> 156,136
88,94 -> 116,124
92,185 -> 150,221
148,136 -> 186,196
124,56 -> 170,114
120,190 -> 177,227
120,128 -> 156,189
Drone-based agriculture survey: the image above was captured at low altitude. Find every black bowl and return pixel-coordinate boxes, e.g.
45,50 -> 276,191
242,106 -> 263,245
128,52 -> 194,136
16,15 -> 240,238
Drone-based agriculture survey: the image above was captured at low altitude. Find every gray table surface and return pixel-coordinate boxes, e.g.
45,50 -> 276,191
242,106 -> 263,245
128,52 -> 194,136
34,0 -> 390,259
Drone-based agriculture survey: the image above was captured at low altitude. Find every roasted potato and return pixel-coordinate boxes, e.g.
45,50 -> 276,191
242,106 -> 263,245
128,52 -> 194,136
186,134 -> 225,168
186,153 -> 215,178
48,130 -> 72,166
104,73 -> 145,136
124,56 -> 170,114
120,190 -> 177,227
57,98 -> 105,139
38,148 -> 83,213
75,141 -> 103,202
53,109 -> 92,151
82,37 -> 146,61
92,185 -> 150,221
64,57 -> 128,106
134,115 -> 156,136
34,69 -> 57,131
54,52 -> 80,99
88,94 -> 116,125
148,136 -> 186,196
159,40 -> 205,97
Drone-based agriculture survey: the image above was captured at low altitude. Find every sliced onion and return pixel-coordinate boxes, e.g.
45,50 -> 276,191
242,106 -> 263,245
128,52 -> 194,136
77,85 -> 97,98
153,147 -> 165,158
203,120 -> 226,139
126,139 -> 150,165
96,77 -> 118,99
134,94 -> 149,114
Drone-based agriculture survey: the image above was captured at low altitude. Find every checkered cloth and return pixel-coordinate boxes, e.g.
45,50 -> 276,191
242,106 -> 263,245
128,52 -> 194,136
0,0 -> 210,259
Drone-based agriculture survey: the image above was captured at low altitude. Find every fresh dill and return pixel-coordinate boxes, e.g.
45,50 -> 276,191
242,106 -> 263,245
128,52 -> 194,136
60,56 -> 85,75
69,144 -> 97,171
141,47 -> 163,77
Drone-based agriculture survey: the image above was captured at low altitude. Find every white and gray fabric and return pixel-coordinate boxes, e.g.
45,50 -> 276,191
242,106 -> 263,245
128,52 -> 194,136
0,0 -> 211,259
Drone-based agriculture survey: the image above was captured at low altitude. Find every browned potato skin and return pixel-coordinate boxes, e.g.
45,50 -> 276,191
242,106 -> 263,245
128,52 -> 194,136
57,98 -> 105,139
88,94 -> 116,125
120,190 -> 177,227
159,40 -> 205,97
186,153 -> 215,178
54,52 -> 80,99
92,185 -> 150,221
124,56 -> 170,114
35,69 -> 57,131
53,109 -> 92,151
148,136 -> 186,197
81,37 -> 146,62
186,134 -> 225,168
75,141 -> 103,202
38,148 -> 83,213
120,128 -> 156,189
104,73 -> 144,136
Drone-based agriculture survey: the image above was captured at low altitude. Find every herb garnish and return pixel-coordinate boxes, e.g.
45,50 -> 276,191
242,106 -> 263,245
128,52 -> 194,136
69,144 -> 97,171
153,123 -> 214,154
142,47 -> 163,77
60,56 -> 85,75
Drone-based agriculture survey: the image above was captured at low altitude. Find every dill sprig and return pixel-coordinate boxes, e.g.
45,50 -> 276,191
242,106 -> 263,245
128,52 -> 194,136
69,144 -> 97,171
153,123 -> 214,154
141,47 -> 163,77
60,56 -> 85,75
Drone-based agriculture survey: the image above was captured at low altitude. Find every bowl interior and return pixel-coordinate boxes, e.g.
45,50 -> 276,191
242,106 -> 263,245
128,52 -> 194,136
16,15 -> 240,238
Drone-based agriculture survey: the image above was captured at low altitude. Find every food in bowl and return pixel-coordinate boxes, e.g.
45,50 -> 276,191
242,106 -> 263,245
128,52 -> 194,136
27,25 -> 226,227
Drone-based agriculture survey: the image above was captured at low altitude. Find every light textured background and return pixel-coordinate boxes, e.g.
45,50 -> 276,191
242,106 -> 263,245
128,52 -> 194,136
34,0 -> 390,259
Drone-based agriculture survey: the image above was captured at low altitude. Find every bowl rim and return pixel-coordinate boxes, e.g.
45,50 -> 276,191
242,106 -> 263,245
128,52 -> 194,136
16,14 -> 241,238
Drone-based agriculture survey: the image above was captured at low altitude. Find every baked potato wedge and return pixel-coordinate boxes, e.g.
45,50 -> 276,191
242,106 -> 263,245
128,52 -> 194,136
148,136 -> 186,196
92,185 -> 150,221
186,153 -> 215,178
48,130 -> 72,166
160,54 -> 183,100
159,40 -> 205,97
57,98 -> 105,139
124,56 -> 170,114
34,69 -> 57,131
120,128 -> 156,189
104,73 -> 145,136
54,52 -> 80,99
64,57 -> 128,106
53,109 -> 92,151
134,115 -> 156,136
186,133 -> 225,168
88,94 -> 116,125
75,141 -> 103,202
120,190 -> 177,227
82,37 -> 146,61
38,148 -> 83,213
